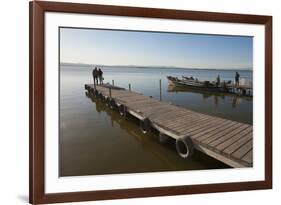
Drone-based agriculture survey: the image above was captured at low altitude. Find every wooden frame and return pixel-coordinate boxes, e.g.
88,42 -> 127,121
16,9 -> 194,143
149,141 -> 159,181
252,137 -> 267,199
29,1 -> 272,204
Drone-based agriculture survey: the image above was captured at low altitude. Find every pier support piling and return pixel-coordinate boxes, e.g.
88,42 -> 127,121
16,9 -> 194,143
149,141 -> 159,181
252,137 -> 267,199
118,104 -> 127,117
159,133 -> 170,143
140,118 -> 151,134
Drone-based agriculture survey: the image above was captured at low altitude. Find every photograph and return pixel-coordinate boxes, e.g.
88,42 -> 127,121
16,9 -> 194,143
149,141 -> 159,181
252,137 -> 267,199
29,1 -> 272,203
59,27 -> 253,177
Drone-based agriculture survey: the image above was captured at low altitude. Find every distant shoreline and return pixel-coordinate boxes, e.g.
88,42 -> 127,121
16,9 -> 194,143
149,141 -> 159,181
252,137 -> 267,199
60,62 -> 253,71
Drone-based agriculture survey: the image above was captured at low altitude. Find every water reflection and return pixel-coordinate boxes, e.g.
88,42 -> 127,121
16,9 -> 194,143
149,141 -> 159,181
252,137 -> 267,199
167,85 -> 252,109
78,91 -> 230,176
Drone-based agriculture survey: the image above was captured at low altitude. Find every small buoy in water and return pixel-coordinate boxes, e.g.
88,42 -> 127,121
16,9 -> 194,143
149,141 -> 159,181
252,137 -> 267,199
176,136 -> 194,158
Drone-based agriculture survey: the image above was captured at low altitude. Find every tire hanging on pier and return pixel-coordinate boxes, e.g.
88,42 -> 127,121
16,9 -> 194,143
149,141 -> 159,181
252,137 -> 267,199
176,136 -> 194,158
140,118 -> 151,134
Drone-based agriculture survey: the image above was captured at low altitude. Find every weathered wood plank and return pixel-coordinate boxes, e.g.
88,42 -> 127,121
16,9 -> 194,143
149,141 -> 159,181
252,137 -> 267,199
178,117 -> 226,135
190,120 -> 235,140
152,111 -> 192,125
127,100 -> 160,108
171,116 -> 212,132
201,123 -> 244,144
165,115 -> 211,131
116,98 -> 152,107
135,101 -> 169,110
176,116 -> 221,132
116,95 -> 151,102
193,120 -> 237,140
136,103 -> 174,115
232,139 -> 253,159
241,149 -> 253,164
152,113 -> 198,128
215,126 -> 252,151
154,110 -> 200,124
195,120 -> 237,143
163,113 -> 209,129
149,107 -> 188,120
223,132 -> 253,155
208,124 -> 250,147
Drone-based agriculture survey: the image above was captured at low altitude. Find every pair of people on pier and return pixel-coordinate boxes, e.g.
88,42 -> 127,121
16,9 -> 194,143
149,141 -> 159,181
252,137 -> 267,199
92,67 -> 103,85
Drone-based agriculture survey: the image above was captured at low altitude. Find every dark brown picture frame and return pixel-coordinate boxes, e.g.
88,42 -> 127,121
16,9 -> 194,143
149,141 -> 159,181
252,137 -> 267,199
29,1 -> 272,204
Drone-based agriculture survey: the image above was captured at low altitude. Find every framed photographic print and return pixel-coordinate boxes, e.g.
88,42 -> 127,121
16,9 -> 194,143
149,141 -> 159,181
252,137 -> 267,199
29,1 -> 272,204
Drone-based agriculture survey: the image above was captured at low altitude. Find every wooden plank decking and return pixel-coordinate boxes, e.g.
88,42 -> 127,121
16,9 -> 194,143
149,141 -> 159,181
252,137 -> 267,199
85,84 -> 253,168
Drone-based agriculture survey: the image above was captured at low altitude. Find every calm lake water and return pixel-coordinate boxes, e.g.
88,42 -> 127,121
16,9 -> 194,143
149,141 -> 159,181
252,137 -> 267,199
59,64 -> 253,176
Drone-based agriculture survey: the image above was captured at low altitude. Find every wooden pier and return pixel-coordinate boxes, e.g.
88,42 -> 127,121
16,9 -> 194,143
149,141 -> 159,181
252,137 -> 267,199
85,83 -> 253,168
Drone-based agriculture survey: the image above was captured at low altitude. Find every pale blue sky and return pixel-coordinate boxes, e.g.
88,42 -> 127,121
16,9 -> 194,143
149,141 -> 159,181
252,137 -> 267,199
60,27 -> 253,69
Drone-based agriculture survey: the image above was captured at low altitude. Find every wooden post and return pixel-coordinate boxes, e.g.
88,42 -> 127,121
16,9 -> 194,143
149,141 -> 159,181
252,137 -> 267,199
159,79 -> 162,101
109,87 -> 112,98
129,83 -> 131,91
112,80 -> 114,86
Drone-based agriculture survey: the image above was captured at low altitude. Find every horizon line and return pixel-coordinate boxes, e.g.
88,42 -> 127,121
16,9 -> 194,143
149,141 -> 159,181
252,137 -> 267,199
60,62 -> 253,70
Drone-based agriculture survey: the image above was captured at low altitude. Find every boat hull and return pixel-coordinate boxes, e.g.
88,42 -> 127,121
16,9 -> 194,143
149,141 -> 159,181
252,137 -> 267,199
167,76 -> 252,97
168,78 -> 224,92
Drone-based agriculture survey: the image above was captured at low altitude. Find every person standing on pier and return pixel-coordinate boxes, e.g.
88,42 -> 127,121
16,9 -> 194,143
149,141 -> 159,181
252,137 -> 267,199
92,67 -> 98,85
98,68 -> 103,85
216,75 -> 221,87
235,72 -> 240,87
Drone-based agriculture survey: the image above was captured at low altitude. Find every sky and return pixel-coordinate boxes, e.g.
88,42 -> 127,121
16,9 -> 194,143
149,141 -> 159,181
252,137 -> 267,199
60,27 -> 253,69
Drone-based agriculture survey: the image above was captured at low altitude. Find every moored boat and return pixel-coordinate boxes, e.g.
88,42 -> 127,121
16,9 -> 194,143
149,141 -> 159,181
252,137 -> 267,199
167,75 -> 253,97
167,76 -> 229,92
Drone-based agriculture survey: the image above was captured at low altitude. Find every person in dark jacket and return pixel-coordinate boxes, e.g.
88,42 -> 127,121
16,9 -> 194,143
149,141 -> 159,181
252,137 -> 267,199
216,75 -> 221,87
92,67 -> 98,85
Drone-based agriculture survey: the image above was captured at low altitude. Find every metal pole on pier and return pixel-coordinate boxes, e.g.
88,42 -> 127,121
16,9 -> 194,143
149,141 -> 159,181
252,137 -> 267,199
112,80 -> 114,86
129,83 -> 131,91
159,79 -> 162,101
